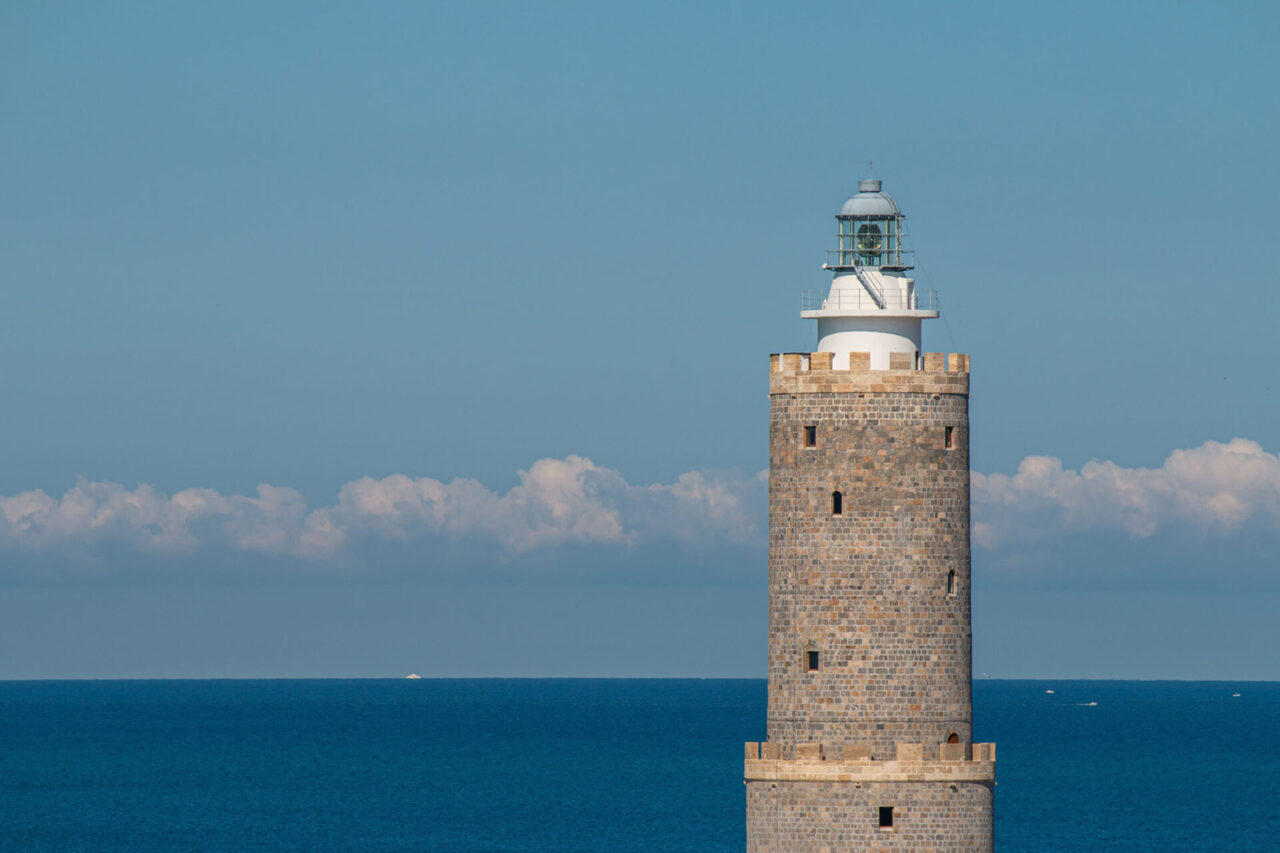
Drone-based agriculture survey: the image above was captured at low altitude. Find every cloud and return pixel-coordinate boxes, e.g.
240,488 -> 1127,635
0,457 -> 766,577
2,439 -> 1275,583
328,457 -> 632,553
972,438 -> 1280,549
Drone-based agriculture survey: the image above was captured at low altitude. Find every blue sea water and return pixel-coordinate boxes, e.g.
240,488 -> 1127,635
1,679 -> 1277,851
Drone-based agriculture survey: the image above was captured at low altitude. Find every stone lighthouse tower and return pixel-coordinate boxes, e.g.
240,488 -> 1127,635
744,179 -> 995,850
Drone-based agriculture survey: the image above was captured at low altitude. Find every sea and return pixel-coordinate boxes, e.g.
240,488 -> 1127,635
2,679 -> 1277,851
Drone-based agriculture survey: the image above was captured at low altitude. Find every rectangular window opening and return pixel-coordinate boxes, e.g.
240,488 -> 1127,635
945,426 -> 955,450
879,806 -> 894,828
806,650 -> 820,672
804,425 -> 817,447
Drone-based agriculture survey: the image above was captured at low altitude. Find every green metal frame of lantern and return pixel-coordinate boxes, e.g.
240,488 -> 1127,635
826,215 -> 915,272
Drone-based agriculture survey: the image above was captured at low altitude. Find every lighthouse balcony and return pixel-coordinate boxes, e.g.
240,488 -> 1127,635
801,287 -> 938,317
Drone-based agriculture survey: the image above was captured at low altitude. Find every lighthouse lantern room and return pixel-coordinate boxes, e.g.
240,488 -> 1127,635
802,179 -> 939,370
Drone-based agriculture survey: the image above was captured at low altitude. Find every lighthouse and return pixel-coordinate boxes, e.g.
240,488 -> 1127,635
744,179 -> 996,850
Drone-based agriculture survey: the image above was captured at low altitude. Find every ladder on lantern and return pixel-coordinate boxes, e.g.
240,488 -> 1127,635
853,266 -> 886,309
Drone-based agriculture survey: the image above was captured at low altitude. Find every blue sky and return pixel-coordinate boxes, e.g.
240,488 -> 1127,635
1,1 -> 1277,678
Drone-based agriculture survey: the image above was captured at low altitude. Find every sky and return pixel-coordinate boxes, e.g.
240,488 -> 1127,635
1,1 -> 1278,679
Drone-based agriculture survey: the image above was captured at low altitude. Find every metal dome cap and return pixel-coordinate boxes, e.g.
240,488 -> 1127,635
838,179 -> 901,218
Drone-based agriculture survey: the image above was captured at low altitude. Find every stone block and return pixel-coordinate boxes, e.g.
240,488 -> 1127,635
781,353 -> 803,371
797,742 -> 823,761
762,742 -> 782,760
809,351 -> 833,371
940,742 -> 966,761
923,351 -> 945,372
745,742 -> 759,760
848,351 -> 871,371
843,743 -> 872,760
888,351 -> 915,370
895,742 -> 924,761
949,352 -> 971,373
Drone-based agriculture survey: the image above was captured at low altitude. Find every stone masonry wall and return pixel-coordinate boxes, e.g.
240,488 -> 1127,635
764,355 -> 973,758
746,779 -> 993,852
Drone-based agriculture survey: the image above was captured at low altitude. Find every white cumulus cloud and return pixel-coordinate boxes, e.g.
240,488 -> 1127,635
0,457 -> 765,576
972,438 -> 1280,548
3,439 -> 1275,581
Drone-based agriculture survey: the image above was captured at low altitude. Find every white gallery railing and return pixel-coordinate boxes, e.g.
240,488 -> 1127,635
801,288 -> 939,312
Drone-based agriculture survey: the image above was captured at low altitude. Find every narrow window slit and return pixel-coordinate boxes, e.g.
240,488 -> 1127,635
806,650 -> 820,672
804,425 -> 817,447
945,426 -> 955,449
879,806 -> 894,828
831,491 -> 843,515
946,570 -> 956,597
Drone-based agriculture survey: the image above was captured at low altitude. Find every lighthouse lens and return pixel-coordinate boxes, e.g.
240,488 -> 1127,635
856,223 -> 882,251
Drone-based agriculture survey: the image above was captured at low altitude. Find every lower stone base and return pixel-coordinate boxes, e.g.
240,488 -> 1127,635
746,780 -> 993,852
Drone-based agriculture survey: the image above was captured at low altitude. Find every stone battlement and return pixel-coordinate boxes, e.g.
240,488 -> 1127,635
769,352 -> 970,396
744,741 -> 996,784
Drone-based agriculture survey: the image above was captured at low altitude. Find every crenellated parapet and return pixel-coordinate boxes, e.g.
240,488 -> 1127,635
744,741 -> 996,784
769,352 -> 969,396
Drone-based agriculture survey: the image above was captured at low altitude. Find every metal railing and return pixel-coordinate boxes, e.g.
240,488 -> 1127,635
824,249 -> 915,269
801,288 -> 939,312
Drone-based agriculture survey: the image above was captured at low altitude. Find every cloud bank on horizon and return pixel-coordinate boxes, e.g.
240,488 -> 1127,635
971,438 -> 1279,583
1,439 -> 1275,580
973,437 -> 1280,543
0,457 -> 766,576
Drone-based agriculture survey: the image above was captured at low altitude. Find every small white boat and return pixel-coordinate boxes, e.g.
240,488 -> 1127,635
405,673 -> 422,679
1232,693 -> 1241,698
1045,689 -> 1054,694
1077,701 -> 1097,707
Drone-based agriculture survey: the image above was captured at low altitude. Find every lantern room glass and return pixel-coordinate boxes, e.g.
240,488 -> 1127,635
836,217 -> 900,268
